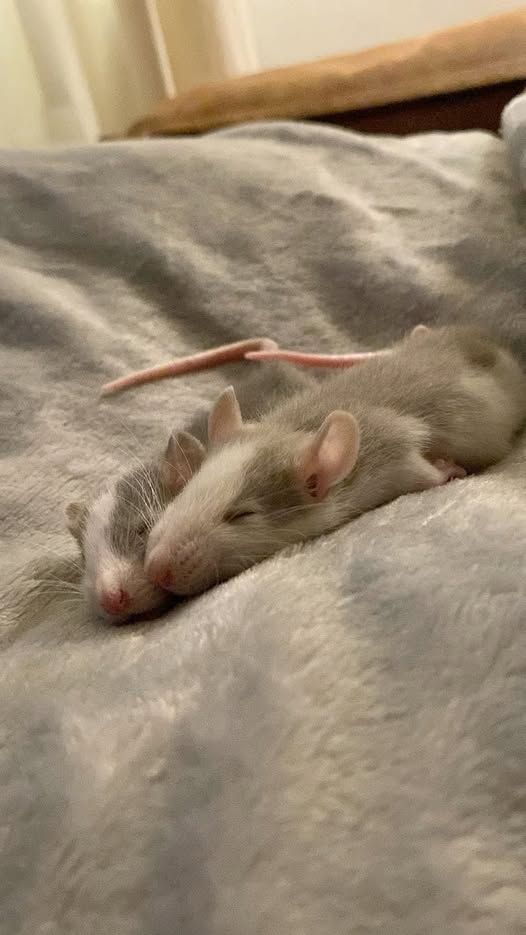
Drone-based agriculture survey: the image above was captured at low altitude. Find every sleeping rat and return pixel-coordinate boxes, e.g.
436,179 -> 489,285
65,434 -> 205,623
144,325 -> 526,597
67,363 -> 315,622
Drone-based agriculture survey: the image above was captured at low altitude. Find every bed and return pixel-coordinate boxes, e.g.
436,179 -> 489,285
1,120 -> 526,934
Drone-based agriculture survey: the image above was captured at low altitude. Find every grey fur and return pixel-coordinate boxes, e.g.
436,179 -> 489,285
110,462 -> 170,554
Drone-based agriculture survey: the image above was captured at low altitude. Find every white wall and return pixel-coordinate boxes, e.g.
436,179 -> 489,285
246,0 -> 523,69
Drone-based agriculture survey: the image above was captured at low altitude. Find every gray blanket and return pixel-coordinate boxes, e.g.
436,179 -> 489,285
1,122 -> 526,935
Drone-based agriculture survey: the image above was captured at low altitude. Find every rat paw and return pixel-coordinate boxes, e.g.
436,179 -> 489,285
432,459 -> 467,484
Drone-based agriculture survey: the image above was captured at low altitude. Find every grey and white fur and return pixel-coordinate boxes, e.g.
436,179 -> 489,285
145,325 -> 526,597
66,363 -> 315,622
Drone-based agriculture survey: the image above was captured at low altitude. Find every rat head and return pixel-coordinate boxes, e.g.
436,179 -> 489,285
66,430 -> 205,622
145,386 -> 360,596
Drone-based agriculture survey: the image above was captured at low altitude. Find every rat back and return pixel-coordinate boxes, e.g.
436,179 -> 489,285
268,326 -> 526,471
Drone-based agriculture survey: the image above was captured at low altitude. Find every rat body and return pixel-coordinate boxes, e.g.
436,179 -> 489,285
67,363 -> 315,622
145,325 -> 526,597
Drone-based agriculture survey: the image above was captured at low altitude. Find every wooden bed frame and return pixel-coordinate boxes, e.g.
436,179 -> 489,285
315,80 -> 525,136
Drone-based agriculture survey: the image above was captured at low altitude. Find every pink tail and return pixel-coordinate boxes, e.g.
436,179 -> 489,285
100,337 -> 279,397
245,348 -> 390,368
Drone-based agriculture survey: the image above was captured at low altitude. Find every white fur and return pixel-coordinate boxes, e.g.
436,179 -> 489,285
83,484 -> 165,621
146,441 -> 253,592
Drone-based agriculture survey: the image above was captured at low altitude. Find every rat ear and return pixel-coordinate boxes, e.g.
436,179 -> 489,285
410,324 -> 429,337
208,385 -> 243,445
161,430 -> 205,493
296,411 -> 360,500
66,500 -> 89,544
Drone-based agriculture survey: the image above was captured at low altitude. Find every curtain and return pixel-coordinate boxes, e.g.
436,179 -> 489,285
153,0 -> 259,92
1,0 -> 259,147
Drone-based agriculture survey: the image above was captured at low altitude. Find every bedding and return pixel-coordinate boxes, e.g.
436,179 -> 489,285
502,87 -> 526,189
1,122 -> 526,935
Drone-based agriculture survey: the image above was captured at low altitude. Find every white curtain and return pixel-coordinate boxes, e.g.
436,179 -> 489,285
1,0 -> 259,147
154,0 -> 259,92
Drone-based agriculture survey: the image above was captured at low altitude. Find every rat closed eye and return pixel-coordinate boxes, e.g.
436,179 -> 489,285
224,508 -> 259,522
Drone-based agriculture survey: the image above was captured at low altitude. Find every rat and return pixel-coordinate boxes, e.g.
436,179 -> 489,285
65,433 -> 205,624
144,325 -> 526,597
67,362 -> 316,623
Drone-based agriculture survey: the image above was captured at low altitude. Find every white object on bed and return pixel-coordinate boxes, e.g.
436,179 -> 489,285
501,88 -> 526,190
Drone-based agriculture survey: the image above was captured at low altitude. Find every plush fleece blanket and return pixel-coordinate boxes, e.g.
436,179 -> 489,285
1,122 -> 526,934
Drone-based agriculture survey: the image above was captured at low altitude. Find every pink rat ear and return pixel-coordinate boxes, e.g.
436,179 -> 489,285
161,430 -> 205,493
208,385 -> 243,445
296,411 -> 360,500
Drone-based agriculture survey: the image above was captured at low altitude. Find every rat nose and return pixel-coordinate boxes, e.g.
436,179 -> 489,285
99,587 -> 129,616
145,553 -> 173,590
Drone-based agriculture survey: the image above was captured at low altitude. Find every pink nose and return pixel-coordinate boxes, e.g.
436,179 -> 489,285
146,555 -> 173,590
99,587 -> 129,616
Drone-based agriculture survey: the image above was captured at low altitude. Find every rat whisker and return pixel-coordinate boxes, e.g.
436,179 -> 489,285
263,502 -> 324,521
30,572 -> 82,590
29,584 -> 82,598
112,449 -> 164,511
113,494 -> 159,530
111,443 -> 149,473
114,481 -> 155,516
172,438 -> 192,480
